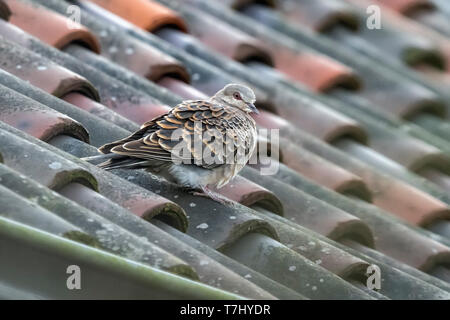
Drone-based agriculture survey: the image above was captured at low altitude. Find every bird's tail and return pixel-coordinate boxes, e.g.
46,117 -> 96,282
81,153 -> 150,170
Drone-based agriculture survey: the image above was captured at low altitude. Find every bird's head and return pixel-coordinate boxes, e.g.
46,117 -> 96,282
213,83 -> 259,114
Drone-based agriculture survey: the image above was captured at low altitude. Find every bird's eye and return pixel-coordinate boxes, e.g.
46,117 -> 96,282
233,92 -> 242,100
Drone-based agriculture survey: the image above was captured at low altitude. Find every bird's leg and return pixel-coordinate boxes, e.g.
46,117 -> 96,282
192,186 -> 233,205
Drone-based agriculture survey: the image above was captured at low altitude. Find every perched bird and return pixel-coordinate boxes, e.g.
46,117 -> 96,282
84,84 -> 259,203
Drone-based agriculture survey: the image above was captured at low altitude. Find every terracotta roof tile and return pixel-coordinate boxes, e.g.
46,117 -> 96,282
0,29 -> 98,100
5,0 -> 100,53
373,0 -> 434,14
87,0 -> 187,32
0,68 -> 134,146
168,10 -> 273,66
212,175 -> 284,216
242,167 -> 375,246
271,0 -> 358,32
0,85 -> 89,143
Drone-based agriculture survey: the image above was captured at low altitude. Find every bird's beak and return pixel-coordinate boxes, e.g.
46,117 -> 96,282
247,102 -> 259,114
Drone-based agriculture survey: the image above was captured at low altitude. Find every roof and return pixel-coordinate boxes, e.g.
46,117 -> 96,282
0,0 -> 449,299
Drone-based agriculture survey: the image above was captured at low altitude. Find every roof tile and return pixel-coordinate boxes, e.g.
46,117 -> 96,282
5,0 -> 100,53
87,0 -> 187,32
274,0 -> 359,32
373,0 -> 434,14
0,85 -> 89,143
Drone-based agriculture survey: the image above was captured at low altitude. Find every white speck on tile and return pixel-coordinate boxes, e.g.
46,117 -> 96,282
192,73 -> 200,81
312,286 -> 317,291
37,65 -> 47,71
48,162 -> 62,170
199,260 -> 209,266
109,46 -> 118,54
319,278 -> 324,283
111,96 -> 117,102
87,218 -> 94,223
244,274 -> 252,279
189,202 -> 196,207
308,241 -> 315,246
288,266 -> 296,271
229,215 -> 236,220
196,223 -> 208,230
125,47 -> 135,55
315,259 -> 322,265
99,30 -> 108,37
173,194 -> 179,199
16,65 -> 22,69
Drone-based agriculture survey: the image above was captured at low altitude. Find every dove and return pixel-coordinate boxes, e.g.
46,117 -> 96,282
84,84 -> 259,203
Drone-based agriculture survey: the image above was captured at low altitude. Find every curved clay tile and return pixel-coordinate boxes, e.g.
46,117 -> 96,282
250,211 -> 371,281
365,123 -> 450,174
275,140 -> 372,202
157,77 -> 208,100
0,0 -> 10,21
87,0 -> 187,32
212,175 -> 284,216
270,0 -> 358,32
274,49 -> 361,92
110,168 -> 280,250
92,28 -> 190,82
0,123 -> 97,191
74,18 -> 189,83
254,107 -> 367,151
360,79 -> 445,119
346,0 -> 450,73
253,117 -> 370,201
0,84 -> 89,144
242,167 -> 375,247
0,20 -> 173,126
0,169 -> 197,280
175,10 -> 274,66
373,0 -> 435,15
5,0 -> 100,53
0,101 -> 88,144
269,118 -> 450,228
60,181 -> 189,233
61,93 -> 138,132
1,118 -> 190,232
0,23 -> 99,100
0,183 -> 84,236
0,68 -> 135,148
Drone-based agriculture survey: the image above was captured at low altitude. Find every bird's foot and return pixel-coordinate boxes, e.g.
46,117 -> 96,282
192,186 -> 234,205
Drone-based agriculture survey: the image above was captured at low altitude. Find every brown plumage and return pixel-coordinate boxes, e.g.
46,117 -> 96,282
86,84 -> 259,203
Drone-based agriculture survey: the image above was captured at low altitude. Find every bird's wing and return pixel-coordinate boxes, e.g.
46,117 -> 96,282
103,100 -> 254,169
